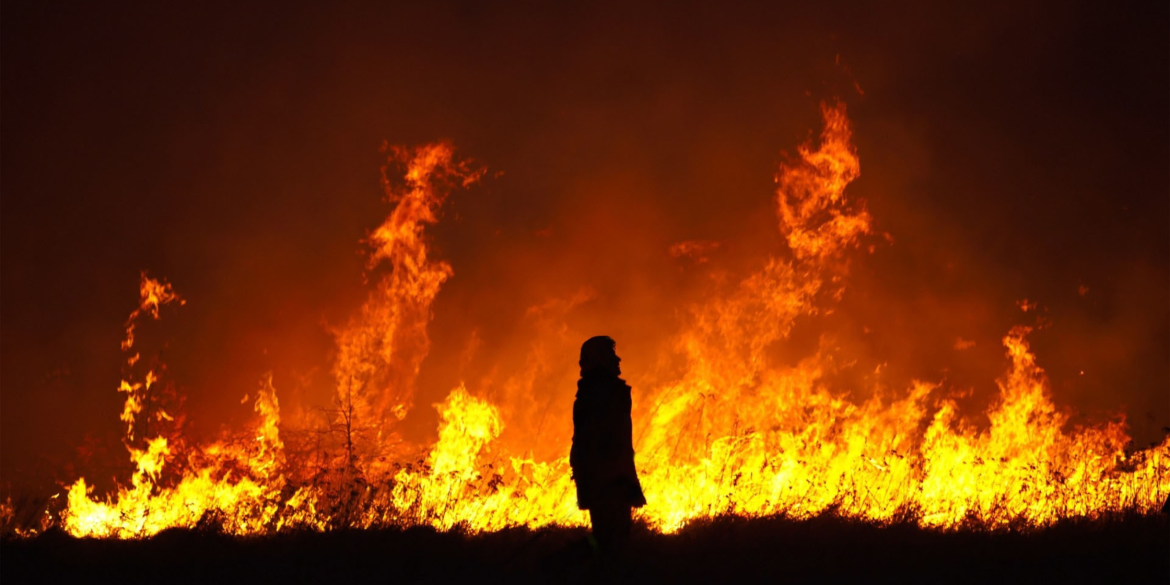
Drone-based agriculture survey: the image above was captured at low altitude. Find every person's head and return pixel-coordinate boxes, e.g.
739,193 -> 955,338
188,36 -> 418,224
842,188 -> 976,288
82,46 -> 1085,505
579,335 -> 621,377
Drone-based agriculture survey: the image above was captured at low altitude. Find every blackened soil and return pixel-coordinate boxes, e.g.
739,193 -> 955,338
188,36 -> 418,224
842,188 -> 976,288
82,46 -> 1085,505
2,514 -> 1166,585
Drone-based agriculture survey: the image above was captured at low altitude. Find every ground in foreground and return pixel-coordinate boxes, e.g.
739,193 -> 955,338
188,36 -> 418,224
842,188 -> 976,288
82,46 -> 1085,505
2,514 -> 1166,584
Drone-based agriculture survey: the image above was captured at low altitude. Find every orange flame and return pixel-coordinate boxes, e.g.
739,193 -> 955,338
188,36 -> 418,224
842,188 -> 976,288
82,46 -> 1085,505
54,103 -> 1168,539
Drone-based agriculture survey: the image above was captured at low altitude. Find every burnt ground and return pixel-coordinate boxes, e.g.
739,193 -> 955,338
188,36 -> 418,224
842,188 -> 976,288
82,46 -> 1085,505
2,514 -> 1167,585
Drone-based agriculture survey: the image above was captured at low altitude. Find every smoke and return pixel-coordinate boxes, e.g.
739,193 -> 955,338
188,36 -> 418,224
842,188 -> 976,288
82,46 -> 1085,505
2,0 -> 1166,495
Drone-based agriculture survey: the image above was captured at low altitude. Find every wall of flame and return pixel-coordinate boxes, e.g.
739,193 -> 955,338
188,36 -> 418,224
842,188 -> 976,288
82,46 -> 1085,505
36,103 -> 1167,538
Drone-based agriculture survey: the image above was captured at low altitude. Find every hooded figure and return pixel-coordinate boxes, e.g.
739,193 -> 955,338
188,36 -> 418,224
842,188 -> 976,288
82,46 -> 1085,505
570,336 -> 646,555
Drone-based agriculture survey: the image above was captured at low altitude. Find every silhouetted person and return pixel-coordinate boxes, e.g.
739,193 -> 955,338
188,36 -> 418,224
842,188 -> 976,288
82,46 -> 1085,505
570,335 -> 646,560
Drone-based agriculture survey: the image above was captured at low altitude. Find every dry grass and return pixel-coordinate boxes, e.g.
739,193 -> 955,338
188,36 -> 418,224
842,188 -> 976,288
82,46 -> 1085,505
2,507 -> 1166,584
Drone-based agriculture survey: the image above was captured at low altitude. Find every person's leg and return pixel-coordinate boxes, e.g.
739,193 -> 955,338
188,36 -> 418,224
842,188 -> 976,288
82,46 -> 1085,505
589,505 -> 613,555
611,504 -> 631,553
590,502 -> 631,557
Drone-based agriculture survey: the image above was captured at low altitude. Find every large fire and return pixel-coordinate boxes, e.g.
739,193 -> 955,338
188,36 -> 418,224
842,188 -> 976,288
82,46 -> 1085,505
12,102 -> 1165,538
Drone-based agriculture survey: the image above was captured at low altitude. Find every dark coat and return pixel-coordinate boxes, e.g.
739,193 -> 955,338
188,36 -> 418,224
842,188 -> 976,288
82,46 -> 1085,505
569,373 -> 647,510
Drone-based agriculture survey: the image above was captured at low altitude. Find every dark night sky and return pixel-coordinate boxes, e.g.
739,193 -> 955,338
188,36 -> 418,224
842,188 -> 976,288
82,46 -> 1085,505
2,1 -> 1167,493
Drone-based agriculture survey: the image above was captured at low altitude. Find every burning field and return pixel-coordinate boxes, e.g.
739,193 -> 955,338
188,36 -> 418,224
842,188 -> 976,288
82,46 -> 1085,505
2,1 -> 1168,582
5,102 -> 1167,538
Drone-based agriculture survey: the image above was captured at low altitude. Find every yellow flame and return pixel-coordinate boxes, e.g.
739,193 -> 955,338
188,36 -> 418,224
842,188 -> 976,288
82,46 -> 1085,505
56,105 -> 1168,539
